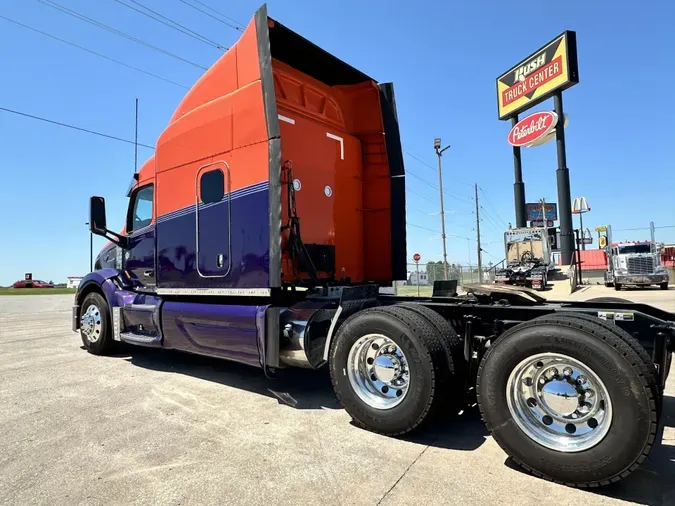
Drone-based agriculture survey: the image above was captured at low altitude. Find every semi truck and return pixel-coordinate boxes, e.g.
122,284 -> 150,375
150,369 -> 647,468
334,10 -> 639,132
74,5 -> 674,488
604,241 -> 669,291
493,227 -> 552,290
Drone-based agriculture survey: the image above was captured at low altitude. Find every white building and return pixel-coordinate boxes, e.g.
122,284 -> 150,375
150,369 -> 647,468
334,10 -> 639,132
67,276 -> 84,289
407,270 -> 428,286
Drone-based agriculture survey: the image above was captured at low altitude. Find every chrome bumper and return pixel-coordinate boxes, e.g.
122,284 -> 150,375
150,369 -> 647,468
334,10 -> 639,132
615,274 -> 668,285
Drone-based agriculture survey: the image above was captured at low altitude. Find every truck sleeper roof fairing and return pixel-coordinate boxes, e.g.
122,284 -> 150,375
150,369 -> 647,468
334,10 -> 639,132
129,4 -> 406,292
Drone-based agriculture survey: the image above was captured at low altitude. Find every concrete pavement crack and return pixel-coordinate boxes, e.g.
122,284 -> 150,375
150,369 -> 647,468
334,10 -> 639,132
375,443 -> 432,505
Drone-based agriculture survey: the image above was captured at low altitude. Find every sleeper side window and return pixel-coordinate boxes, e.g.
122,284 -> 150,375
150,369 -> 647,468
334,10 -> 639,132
200,169 -> 225,204
128,185 -> 153,233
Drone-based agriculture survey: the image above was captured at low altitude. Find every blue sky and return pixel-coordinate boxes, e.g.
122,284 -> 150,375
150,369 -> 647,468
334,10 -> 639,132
0,0 -> 673,285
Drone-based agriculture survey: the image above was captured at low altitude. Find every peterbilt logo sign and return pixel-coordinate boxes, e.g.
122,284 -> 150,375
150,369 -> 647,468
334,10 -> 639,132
497,31 -> 578,120
508,111 -> 558,147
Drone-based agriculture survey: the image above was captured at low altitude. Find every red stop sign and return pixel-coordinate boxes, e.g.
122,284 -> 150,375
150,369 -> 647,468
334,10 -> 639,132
413,253 -> 421,263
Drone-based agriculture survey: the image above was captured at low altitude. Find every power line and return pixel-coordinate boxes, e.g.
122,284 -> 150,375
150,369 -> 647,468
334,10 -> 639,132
179,0 -> 244,31
403,149 -> 473,187
408,222 -> 440,234
111,0 -> 228,50
479,186 -> 508,228
37,0 -> 208,70
407,187 -> 434,200
186,0 -> 246,27
481,248 -> 501,261
613,225 -> 675,232
0,15 -> 189,89
405,168 -> 472,204
0,106 -> 155,149
480,205 -> 505,233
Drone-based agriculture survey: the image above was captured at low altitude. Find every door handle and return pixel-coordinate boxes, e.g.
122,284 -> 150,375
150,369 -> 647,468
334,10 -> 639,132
143,270 -> 154,278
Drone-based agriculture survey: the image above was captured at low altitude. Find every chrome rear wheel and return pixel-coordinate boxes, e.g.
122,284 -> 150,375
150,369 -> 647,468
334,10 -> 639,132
506,352 -> 612,452
347,334 -> 410,410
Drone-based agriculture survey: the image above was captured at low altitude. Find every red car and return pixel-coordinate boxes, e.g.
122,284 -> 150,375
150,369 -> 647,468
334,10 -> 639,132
12,280 -> 54,288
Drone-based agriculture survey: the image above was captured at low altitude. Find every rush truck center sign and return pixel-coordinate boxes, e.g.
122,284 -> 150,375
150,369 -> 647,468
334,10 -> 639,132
496,31 -> 579,120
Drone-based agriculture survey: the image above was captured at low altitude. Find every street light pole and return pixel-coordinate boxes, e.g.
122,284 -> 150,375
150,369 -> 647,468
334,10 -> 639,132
434,138 -> 450,280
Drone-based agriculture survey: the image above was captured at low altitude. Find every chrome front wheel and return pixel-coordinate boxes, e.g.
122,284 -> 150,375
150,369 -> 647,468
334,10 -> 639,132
80,303 -> 102,343
506,352 -> 613,453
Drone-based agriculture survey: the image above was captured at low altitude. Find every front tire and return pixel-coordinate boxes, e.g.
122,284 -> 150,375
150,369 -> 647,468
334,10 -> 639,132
79,292 -> 116,355
660,282 -> 669,290
329,306 -> 449,436
477,315 -> 657,487
614,283 -> 622,291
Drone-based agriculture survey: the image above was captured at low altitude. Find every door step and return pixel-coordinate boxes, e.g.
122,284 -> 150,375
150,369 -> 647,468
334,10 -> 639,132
120,332 -> 162,347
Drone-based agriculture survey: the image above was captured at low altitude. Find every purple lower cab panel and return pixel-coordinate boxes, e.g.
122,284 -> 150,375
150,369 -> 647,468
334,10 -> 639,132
161,301 -> 265,368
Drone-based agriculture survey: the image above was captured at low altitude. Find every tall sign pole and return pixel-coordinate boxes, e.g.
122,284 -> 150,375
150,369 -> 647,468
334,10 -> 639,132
496,31 -> 579,266
512,114 -> 527,228
554,92 -> 574,263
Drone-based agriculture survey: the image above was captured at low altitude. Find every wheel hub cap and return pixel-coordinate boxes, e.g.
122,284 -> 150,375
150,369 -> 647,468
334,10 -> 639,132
347,334 -> 410,409
541,380 -> 579,415
373,354 -> 401,384
80,304 -> 102,343
506,353 -> 613,452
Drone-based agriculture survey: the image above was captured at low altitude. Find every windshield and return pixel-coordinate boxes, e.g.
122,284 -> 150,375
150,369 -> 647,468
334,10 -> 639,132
618,244 -> 651,254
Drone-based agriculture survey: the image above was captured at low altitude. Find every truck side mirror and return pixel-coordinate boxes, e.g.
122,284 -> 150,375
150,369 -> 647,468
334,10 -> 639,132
90,196 -> 107,234
89,195 -> 128,249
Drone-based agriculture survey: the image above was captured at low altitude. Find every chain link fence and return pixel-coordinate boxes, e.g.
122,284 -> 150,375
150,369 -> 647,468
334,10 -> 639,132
391,262 -> 500,297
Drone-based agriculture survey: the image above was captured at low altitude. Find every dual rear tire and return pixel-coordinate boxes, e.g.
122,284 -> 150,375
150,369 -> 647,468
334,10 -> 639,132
329,305 -> 460,436
477,313 -> 659,487
329,304 -> 661,487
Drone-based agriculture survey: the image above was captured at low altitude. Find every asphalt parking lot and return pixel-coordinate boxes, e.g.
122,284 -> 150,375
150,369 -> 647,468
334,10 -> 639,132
1,290 -> 673,506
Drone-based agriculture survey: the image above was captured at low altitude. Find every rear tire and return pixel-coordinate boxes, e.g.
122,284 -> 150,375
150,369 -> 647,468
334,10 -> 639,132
79,292 -> 116,355
477,314 -> 657,487
397,302 -> 464,413
329,306 -> 449,436
533,312 -> 661,414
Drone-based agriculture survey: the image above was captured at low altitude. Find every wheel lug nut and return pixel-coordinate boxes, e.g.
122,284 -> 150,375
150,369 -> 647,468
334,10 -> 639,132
539,378 -> 546,385
563,367 -> 573,376
577,375 -> 588,385
388,345 -> 396,353
571,413 -> 578,419
545,368 -> 558,380
585,390 -> 594,398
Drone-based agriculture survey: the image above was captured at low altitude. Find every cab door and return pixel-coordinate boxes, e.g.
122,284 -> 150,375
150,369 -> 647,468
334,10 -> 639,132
125,184 -> 156,289
196,163 -> 231,279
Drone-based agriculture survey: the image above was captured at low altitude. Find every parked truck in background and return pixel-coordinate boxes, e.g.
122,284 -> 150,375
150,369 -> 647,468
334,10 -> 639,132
73,4 -> 674,489
605,241 -> 669,291
493,227 -> 552,290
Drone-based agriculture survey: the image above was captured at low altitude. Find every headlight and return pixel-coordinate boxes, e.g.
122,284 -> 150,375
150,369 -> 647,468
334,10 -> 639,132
616,268 -> 628,275
655,266 -> 668,274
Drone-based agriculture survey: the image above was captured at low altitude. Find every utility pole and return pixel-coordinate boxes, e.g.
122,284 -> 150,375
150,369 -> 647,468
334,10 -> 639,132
434,138 -> 450,280
475,183 -> 483,282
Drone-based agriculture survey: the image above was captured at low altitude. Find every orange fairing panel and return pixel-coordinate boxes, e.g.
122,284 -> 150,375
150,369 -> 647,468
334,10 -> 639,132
151,5 -> 282,288
145,4 -> 406,288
